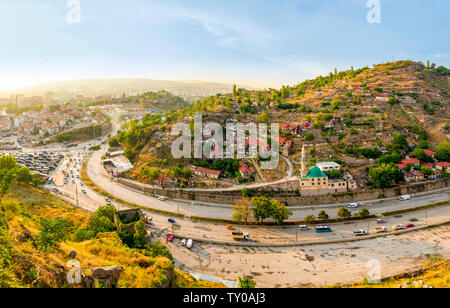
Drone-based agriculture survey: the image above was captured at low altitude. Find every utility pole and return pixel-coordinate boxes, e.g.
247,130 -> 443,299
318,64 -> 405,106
75,186 -> 79,206
425,207 -> 428,225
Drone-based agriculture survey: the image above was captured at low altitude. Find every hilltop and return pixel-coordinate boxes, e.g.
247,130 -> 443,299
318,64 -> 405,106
111,60 -> 450,189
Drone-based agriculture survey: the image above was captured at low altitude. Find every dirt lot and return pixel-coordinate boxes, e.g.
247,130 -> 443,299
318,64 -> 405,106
170,226 -> 450,287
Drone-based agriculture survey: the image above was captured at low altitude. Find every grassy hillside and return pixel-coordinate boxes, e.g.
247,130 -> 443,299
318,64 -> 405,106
347,257 -> 449,288
0,184 -> 223,288
112,60 -> 449,187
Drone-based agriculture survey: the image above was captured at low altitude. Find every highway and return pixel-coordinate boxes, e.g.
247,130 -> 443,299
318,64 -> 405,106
35,114 -> 450,247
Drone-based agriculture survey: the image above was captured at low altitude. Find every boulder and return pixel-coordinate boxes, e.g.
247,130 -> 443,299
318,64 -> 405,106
92,266 -> 123,288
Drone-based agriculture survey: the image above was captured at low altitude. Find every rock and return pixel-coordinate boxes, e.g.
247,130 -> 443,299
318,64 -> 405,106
92,266 -> 123,288
68,250 -> 77,259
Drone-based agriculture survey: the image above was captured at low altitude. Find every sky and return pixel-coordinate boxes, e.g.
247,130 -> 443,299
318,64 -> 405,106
0,0 -> 449,91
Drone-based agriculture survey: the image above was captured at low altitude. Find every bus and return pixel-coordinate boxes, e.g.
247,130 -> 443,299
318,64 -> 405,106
315,226 -> 332,233
47,177 -> 53,185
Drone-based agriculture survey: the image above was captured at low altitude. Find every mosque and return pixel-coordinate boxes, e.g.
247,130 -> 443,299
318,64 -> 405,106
298,145 -> 354,195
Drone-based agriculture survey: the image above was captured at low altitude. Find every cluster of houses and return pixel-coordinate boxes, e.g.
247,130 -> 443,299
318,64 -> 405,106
193,161 -> 256,182
396,150 -> 449,183
1,107 -> 106,137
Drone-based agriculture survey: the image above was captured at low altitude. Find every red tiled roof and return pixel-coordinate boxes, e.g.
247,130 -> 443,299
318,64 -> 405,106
194,167 -> 221,176
435,162 -> 450,168
396,163 -> 407,169
238,162 -> 255,175
420,163 -> 433,168
423,149 -> 436,156
402,158 -> 419,165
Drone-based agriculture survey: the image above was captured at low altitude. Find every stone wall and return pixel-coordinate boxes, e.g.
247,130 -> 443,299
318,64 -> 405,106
119,177 -> 449,206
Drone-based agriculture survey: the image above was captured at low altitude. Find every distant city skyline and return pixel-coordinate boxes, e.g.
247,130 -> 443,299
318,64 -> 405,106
0,0 -> 449,91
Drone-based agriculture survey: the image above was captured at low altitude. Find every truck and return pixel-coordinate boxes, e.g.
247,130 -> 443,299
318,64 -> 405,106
232,232 -> 250,241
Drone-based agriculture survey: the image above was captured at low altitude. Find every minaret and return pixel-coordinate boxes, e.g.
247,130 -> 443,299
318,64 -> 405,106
300,144 -> 307,177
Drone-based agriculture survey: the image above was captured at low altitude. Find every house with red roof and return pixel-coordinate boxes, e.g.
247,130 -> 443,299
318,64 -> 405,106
194,167 -> 221,179
435,162 -> 450,172
238,162 -> 255,180
396,163 -> 407,170
375,93 -> 389,101
420,163 -> 433,169
423,149 -> 436,158
401,158 -> 420,166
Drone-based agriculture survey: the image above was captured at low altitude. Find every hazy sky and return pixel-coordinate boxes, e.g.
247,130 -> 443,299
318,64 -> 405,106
0,0 -> 449,90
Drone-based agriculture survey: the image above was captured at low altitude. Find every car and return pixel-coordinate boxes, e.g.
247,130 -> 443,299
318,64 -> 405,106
399,195 -> 411,201
392,224 -> 405,231
181,239 -> 187,246
81,188 -> 87,194
409,218 -> 418,222
158,197 -> 166,201
405,224 -> 415,228
347,203 -> 360,209
353,230 -> 368,236
168,235 -> 175,242
168,218 -> 176,224
298,225 -> 310,231
376,218 -> 387,224
394,215 -> 403,218
374,226 -> 387,233
226,225 -> 236,230
186,239 -> 193,249
105,198 -> 111,202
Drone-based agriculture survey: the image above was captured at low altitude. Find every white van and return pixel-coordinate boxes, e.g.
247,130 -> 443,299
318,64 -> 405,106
399,195 -> 411,201
186,239 -> 193,249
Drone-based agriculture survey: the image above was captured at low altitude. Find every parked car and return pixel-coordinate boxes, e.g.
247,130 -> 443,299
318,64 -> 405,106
409,218 -> 418,222
353,230 -> 368,236
181,239 -> 187,246
347,203 -> 360,209
168,218 -> 176,224
376,218 -> 387,224
374,226 -> 387,233
168,235 -> 175,242
405,224 -> 416,228
392,224 -> 405,231
158,197 -> 166,201
226,225 -> 236,230
298,225 -> 310,231
186,239 -> 193,249
399,195 -> 411,201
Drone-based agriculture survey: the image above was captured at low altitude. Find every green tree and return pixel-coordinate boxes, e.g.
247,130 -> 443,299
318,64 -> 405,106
242,188 -> 252,198
359,208 -> 370,218
252,196 -> 273,223
337,207 -> 351,219
16,167 -> 32,183
238,276 -> 256,288
232,198 -> 253,224
270,199 -> 292,225
304,215 -> 316,224
369,163 -> 403,188
259,112 -> 269,123
133,220 -> 148,248
36,217 -> 74,251
435,142 -> 450,162
318,210 -> 329,222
